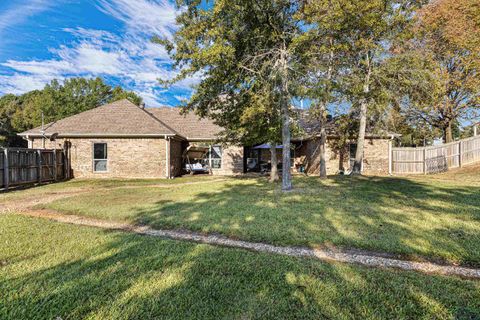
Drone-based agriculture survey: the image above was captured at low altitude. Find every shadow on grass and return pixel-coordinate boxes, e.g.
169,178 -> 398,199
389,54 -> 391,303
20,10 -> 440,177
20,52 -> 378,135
2,226 -> 480,320
131,175 -> 480,266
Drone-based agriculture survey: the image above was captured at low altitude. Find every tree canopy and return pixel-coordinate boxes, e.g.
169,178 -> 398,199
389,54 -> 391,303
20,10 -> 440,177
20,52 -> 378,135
398,0 -> 480,142
0,77 -> 142,147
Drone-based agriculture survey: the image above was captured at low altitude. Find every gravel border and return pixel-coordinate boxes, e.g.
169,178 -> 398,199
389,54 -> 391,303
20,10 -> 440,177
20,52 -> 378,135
17,210 -> 480,279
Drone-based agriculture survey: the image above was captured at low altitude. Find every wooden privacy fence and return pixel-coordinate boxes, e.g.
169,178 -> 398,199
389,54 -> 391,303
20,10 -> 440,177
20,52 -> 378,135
0,148 -> 68,190
391,135 -> 480,174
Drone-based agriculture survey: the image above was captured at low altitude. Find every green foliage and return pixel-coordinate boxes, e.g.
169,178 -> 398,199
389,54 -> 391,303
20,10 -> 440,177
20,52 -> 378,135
0,77 -> 142,147
157,0 -> 306,189
157,0 -> 303,130
389,0 -> 480,142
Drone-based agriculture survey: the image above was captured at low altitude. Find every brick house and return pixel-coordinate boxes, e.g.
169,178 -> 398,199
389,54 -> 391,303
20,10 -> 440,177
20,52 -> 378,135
19,99 -> 395,178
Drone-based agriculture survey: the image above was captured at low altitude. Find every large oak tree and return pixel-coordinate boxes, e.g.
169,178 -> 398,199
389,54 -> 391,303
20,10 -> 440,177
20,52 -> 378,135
402,0 -> 480,142
158,0 -> 304,190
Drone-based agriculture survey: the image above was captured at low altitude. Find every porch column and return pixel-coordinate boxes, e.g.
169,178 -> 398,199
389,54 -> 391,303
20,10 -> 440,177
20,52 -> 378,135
209,144 -> 212,174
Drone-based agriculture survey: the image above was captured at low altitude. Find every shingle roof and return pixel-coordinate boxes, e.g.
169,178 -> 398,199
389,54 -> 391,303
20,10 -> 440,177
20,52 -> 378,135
19,99 -> 396,141
146,107 -> 222,140
19,99 -> 177,137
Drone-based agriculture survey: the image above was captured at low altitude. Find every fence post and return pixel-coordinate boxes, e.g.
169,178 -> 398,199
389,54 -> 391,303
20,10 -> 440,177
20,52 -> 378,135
37,149 -> 42,183
459,141 -> 463,168
423,148 -> 427,175
3,149 -> 9,190
388,140 -> 393,175
53,150 -> 57,181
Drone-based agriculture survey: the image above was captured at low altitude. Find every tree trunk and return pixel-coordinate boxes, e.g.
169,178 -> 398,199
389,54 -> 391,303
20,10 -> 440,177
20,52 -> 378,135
281,93 -> 292,191
443,123 -> 453,143
280,50 -> 292,191
270,143 -> 279,182
319,42 -> 334,179
319,103 -> 327,179
352,54 -> 371,175
339,148 -> 345,172
352,99 -> 367,174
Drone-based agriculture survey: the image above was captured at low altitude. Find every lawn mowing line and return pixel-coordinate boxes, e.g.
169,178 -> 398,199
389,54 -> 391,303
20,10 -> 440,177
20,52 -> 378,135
16,210 -> 480,279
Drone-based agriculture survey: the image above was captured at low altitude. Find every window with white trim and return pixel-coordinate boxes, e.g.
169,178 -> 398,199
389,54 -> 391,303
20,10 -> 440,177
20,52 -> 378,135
93,143 -> 108,172
209,145 -> 222,169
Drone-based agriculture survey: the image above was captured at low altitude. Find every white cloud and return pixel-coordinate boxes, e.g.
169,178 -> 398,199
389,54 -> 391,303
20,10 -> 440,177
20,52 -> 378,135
0,0 -> 53,36
0,73 -> 56,94
0,0 -> 200,106
96,0 -> 178,38
2,60 -> 72,76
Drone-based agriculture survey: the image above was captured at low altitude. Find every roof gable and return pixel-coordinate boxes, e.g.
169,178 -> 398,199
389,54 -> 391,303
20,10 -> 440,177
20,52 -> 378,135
20,99 -> 177,137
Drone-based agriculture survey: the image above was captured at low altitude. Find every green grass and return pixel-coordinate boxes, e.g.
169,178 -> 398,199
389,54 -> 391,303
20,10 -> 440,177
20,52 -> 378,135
1,214 -> 479,319
0,174 -> 224,203
35,167 -> 480,267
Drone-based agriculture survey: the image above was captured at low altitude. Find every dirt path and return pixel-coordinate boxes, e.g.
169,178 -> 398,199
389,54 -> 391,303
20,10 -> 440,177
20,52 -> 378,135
0,178 -> 228,214
0,189 -> 90,213
14,209 -> 480,279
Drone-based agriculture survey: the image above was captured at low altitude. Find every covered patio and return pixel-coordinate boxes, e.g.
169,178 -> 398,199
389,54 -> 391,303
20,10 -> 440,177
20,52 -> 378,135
243,143 -> 301,173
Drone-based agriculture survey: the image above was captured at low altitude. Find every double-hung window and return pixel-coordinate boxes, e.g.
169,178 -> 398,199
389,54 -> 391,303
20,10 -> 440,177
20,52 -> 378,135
93,143 -> 108,172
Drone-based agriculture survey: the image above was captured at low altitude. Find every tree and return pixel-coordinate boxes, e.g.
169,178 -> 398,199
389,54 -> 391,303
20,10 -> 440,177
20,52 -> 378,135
111,86 -> 143,106
296,1 -> 348,178
0,77 -> 142,147
400,0 -> 480,143
157,0 -> 304,190
0,94 -> 24,146
344,0 -> 421,174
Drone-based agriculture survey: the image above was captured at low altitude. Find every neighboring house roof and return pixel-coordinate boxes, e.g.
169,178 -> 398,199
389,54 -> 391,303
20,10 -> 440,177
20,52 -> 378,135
19,99 -> 178,138
146,107 -> 222,140
295,109 -> 400,140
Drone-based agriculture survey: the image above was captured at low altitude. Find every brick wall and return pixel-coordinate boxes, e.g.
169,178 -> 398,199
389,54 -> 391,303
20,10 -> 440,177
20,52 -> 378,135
363,139 -> 390,175
211,145 -> 244,176
297,138 -> 390,175
29,136 -> 387,178
31,137 -> 168,178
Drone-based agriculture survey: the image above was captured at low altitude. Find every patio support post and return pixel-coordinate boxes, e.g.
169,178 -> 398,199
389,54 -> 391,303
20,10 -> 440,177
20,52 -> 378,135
209,145 -> 212,174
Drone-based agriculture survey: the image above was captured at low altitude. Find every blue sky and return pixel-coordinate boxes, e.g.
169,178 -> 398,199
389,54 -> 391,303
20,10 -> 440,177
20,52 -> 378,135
0,0 -> 196,107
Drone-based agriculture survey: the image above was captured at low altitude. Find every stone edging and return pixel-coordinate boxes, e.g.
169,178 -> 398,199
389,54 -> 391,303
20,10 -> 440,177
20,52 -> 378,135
16,210 -> 480,279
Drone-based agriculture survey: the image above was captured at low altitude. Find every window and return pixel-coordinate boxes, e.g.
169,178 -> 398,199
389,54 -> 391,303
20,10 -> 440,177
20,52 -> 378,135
209,145 -> 222,169
93,143 -> 107,172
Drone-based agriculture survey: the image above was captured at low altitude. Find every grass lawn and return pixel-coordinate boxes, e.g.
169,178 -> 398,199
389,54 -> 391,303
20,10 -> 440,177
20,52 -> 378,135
34,165 -> 480,267
1,214 -> 479,319
0,175 -> 225,203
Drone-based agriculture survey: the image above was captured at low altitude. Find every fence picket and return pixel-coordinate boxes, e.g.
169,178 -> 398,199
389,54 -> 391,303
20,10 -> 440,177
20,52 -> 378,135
392,135 -> 480,174
0,147 -> 68,190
